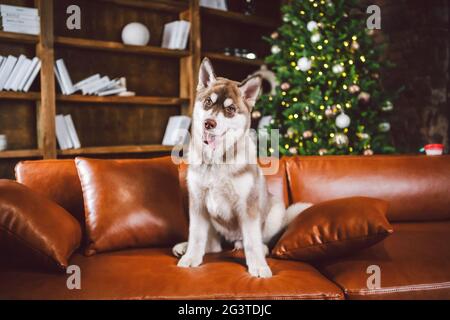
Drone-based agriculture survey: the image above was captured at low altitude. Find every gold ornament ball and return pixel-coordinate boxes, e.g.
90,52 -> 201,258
333,132 -> 349,148
251,110 -> 261,119
302,130 -> 313,139
318,148 -> 328,156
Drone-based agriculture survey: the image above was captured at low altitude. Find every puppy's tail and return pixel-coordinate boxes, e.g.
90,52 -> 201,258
263,199 -> 312,243
285,202 -> 313,225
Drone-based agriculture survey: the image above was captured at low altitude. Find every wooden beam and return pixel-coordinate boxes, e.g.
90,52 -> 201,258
179,0 -> 201,116
35,0 -> 56,159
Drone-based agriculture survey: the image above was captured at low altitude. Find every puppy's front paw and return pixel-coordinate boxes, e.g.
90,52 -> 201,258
177,254 -> 203,268
248,265 -> 272,278
172,242 -> 188,257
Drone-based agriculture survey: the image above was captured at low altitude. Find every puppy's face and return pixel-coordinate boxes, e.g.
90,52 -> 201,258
194,58 -> 261,150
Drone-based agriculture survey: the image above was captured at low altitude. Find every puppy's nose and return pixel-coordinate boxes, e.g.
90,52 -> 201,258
204,119 -> 217,130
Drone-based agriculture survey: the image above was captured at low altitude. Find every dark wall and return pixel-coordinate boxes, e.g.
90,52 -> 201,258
373,0 -> 449,153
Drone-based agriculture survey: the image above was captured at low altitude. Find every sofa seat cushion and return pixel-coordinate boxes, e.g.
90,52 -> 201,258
315,221 -> 450,300
0,248 -> 343,300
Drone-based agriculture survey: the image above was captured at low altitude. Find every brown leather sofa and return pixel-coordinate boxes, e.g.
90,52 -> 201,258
1,155 -> 449,300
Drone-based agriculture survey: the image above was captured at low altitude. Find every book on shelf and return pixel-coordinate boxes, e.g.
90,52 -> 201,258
55,114 -> 81,150
200,0 -> 228,11
0,4 -> 40,35
54,59 -> 128,96
161,20 -> 191,50
162,115 -> 191,146
0,54 -> 40,92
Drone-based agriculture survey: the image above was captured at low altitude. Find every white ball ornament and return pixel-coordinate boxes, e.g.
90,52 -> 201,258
332,64 -> 344,74
310,33 -> 321,43
297,57 -> 312,72
335,112 -> 351,128
307,21 -> 318,32
271,45 -> 281,54
121,22 -> 150,46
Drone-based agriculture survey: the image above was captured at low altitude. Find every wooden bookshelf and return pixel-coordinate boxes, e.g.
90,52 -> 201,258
201,7 -> 278,28
58,144 -> 173,156
56,95 -> 189,105
0,91 -> 41,101
0,0 -> 281,179
0,149 -> 43,159
54,36 -> 190,58
203,52 -> 264,66
0,30 -> 39,44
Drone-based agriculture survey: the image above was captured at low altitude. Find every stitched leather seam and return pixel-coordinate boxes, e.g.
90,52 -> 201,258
345,281 -> 450,295
120,293 -> 344,300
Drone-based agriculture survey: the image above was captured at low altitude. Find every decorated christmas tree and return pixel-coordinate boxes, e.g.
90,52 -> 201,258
256,0 -> 396,156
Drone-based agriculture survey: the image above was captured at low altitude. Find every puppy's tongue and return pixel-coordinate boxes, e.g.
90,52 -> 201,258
203,132 -> 216,149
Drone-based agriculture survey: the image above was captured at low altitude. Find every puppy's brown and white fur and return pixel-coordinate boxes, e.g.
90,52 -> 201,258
173,58 -> 311,278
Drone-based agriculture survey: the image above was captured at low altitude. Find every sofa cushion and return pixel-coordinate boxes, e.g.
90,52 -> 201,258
0,180 -> 81,271
76,157 -> 188,256
285,155 -> 450,222
0,248 -> 344,300
315,221 -> 450,299
272,197 -> 393,261
15,160 -> 84,228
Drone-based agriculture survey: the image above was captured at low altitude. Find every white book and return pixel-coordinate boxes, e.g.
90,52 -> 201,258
55,59 -> 75,95
97,87 -> 126,96
1,24 -> 39,35
0,55 -> 17,90
4,54 -> 25,90
0,5 -> 38,17
54,66 -> 67,94
64,114 -> 81,149
10,57 -> 31,91
1,12 -> 40,21
80,76 -> 106,95
55,115 -> 73,149
86,76 -> 110,95
1,17 -> 40,27
0,56 -> 5,73
199,0 -> 218,9
258,115 -> 272,130
178,21 -> 191,50
23,60 -> 41,92
162,21 -> 179,49
162,115 -> 192,146
17,57 -> 38,91
73,73 -> 100,90
215,0 -> 228,11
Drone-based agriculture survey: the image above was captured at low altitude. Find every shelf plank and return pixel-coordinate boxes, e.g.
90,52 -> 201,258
0,149 -> 42,159
58,145 -> 173,156
204,52 -> 264,66
0,91 -> 40,101
54,36 -> 190,58
56,94 -> 189,105
0,30 -> 39,44
98,0 -> 188,13
201,8 -> 278,28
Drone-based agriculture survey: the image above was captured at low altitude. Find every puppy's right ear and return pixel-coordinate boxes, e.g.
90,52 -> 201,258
197,57 -> 216,90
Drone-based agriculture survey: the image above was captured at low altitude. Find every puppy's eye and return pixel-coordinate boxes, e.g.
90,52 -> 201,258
225,105 -> 236,114
204,97 -> 213,108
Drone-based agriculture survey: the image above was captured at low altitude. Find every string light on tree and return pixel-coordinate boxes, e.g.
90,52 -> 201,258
255,0 -> 396,156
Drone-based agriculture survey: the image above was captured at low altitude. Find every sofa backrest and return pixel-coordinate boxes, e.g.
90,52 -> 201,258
15,155 -> 450,229
285,155 -> 450,222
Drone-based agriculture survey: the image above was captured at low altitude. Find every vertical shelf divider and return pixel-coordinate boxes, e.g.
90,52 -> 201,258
179,0 -> 201,116
35,0 -> 56,159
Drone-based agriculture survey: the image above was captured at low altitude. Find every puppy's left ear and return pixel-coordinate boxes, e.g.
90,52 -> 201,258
238,76 -> 262,110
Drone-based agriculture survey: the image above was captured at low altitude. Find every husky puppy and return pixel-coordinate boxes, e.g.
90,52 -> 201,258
173,58 -> 311,278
